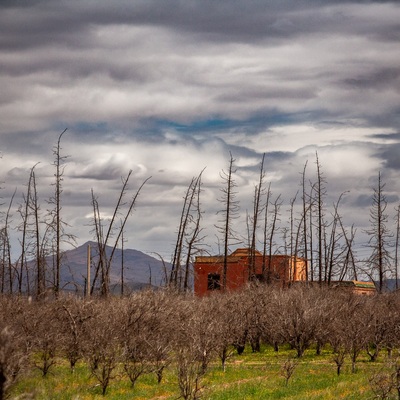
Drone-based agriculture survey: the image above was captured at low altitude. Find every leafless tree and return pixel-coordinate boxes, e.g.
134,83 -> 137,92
212,292 -> 245,370
369,370 -> 394,400
30,169 -> 47,299
365,172 -> 392,293
261,183 -> 272,280
216,152 -> 240,290
314,152 -> 327,284
325,194 -> 349,284
341,293 -> 369,373
394,204 -> 400,290
275,286 -> 321,358
0,297 -> 30,400
58,297 -> 94,371
301,161 -> 309,281
170,170 -> 205,291
266,194 -> 282,284
26,301 -> 61,377
81,299 -> 121,395
16,164 -> 39,295
172,296 -> 218,400
248,154 -> 265,280
47,129 -> 73,297
144,290 -> 174,383
0,190 -> 15,294
90,172 -> 150,296
280,358 -> 298,386
337,219 -> 358,281
119,293 -> 155,388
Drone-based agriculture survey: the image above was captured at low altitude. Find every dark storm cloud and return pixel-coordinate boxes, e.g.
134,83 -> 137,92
377,143 -> 400,170
0,129 -> 55,156
343,68 -> 400,90
1,0 -> 397,52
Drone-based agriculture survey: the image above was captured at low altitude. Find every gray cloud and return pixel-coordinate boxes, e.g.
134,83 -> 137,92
0,0 -> 400,259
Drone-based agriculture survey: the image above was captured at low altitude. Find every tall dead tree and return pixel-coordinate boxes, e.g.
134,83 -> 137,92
249,154 -> 265,281
170,170 -> 204,290
301,161 -> 309,281
90,172 -> 150,296
48,129 -> 74,296
261,183 -> 272,280
395,204 -> 400,290
0,190 -> 15,293
266,194 -> 282,284
365,172 -> 392,293
314,152 -> 327,284
183,172 -> 205,291
337,219 -> 357,281
17,163 -> 39,295
325,194 -> 347,284
216,153 -> 239,291
30,170 -> 46,299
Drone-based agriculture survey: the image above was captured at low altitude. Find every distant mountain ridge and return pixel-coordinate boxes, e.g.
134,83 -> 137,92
59,241 -> 171,293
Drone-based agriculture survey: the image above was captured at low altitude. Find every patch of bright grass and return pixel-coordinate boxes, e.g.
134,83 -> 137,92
11,346 -> 390,399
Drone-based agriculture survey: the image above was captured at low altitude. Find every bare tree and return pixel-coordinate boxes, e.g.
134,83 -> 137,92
337,218 -> 358,281
249,154 -> 265,280
261,183 -> 272,280
216,152 -> 240,290
0,297 -> 30,400
301,161 -> 309,281
275,287 -> 321,358
314,152 -> 327,284
29,302 -> 61,377
47,129 -> 76,297
325,194 -> 348,284
212,292 -> 243,371
170,170 -> 204,291
82,299 -> 120,395
365,172 -> 392,293
16,164 -> 38,295
267,194 -> 282,284
394,204 -> 400,290
280,358 -> 298,386
172,296 -> 218,400
58,297 -> 94,371
90,172 -> 150,296
30,169 -> 46,299
0,190 -> 15,293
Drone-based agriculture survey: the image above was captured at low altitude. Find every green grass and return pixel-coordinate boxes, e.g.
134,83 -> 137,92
10,346 -> 393,399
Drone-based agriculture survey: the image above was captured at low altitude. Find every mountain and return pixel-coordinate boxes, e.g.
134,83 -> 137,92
59,241 -> 171,294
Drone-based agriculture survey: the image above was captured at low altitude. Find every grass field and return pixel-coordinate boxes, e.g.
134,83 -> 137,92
10,344 -> 394,399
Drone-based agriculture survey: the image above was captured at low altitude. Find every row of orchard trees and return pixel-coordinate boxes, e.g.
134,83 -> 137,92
0,129 -> 398,297
2,286 -> 400,399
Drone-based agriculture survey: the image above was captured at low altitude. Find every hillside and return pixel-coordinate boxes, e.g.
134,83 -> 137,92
59,241 -> 172,293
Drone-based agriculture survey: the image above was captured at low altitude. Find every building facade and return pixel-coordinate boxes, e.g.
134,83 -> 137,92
194,248 -> 307,296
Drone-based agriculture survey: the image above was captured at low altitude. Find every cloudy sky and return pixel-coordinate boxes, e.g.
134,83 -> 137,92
1,0 -> 400,261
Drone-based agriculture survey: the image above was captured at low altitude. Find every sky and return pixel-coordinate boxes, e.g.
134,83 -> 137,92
1,0 -> 400,263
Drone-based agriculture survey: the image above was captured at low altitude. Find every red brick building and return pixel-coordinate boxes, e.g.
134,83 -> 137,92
194,248 -> 307,296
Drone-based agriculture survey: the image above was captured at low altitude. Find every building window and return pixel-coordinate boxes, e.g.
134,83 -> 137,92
207,273 -> 221,290
250,273 -> 265,283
